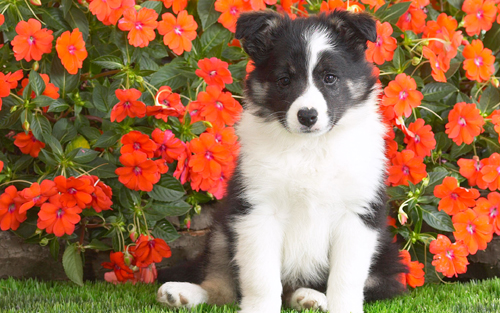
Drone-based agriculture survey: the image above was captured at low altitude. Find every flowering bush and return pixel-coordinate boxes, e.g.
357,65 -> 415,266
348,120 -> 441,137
0,0 -> 499,288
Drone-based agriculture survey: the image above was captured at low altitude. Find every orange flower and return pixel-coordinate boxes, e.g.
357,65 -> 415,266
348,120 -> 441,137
434,176 -> 480,215
396,3 -> 427,34
462,39 -> 495,83
157,11 -> 198,55
89,176 -> 113,213
133,235 -> 172,267
480,153 -> 500,190
196,58 -> 233,89
0,186 -> 26,231
206,125 -> 239,157
14,131 -> 45,158
398,250 -> 425,288
462,0 -> 498,36
366,21 -> 397,65
174,150 -> 190,185
188,133 -> 233,180
445,102 -> 484,146
54,176 -> 95,209
115,151 -> 160,192
146,86 -> 185,121
55,29 -> 88,75
193,86 -> 243,127
89,0 -> 121,22
0,14 -> 4,27
381,74 -> 423,118
360,0 -> 385,10
161,0 -> 188,14
0,70 -> 23,111
404,118 -> 436,158
214,0 -> 251,33
422,47 -> 450,83
102,0 -> 135,26
475,192 -> 500,235
387,149 -> 427,186
111,88 -> 146,122
11,19 -> 53,62
458,156 -> 489,189
151,128 -> 186,163
453,208 -> 493,255
18,180 -> 58,213
423,14 -> 463,63
429,234 -> 469,278
0,161 -> 3,173
102,251 -> 135,282
118,8 -> 158,48
190,161 -> 234,199
120,130 -> 157,158
320,0 -> 365,12
37,194 -> 82,237
19,73 -> 60,99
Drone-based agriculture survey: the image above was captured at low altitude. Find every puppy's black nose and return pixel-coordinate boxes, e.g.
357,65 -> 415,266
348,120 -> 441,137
297,108 -> 318,127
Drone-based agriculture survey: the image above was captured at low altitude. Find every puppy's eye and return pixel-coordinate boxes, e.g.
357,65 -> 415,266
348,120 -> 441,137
324,74 -> 337,85
278,77 -> 291,87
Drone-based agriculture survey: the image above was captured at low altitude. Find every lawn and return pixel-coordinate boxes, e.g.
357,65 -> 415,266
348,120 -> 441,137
0,277 -> 499,312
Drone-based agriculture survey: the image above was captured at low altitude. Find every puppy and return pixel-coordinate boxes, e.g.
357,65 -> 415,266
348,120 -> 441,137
157,10 -> 407,313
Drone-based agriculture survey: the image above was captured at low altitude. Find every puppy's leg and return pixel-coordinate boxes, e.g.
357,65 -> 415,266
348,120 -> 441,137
234,210 -> 283,313
157,282 -> 208,308
284,288 -> 328,312
326,212 -> 379,313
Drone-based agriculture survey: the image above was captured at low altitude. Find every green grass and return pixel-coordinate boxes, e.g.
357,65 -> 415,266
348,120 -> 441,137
0,277 -> 499,312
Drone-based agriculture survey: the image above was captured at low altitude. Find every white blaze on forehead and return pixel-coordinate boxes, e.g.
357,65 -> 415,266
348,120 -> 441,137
286,29 -> 333,135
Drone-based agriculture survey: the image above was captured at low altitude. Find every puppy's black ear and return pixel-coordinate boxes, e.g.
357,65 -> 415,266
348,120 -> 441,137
235,10 -> 283,65
328,10 -> 377,49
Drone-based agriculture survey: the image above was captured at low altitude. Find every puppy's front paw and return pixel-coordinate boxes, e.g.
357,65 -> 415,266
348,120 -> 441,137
290,288 -> 328,312
157,282 -> 208,308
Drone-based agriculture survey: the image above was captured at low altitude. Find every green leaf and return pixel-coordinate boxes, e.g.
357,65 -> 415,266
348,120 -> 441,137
38,149 -> 59,167
426,170 -> 448,193
198,0 -> 220,30
421,82 -> 458,102
152,219 -> 181,242
61,0 -> 72,17
484,22 -> 500,53
62,243 -> 84,286
190,121 -> 207,135
65,7 -> 89,41
392,47 -> 406,71
200,24 -> 232,55
377,2 -> 411,23
49,239 -> 60,261
29,70 -> 46,97
222,46 -> 245,60
92,81 -> 110,113
94,131 -> 121,148
0,103 -> 23,129
39,8 -> 71,31
450,142 -> 473,159
150,58 -> 188,90
50,57 -> 80,98
421,205 -> 455,232
33,95 -> 54,108
47,99 -> 70,113
478,85 -> 499,115
44,134 -> 64,157
86,239 -> 112,251
141,1 -> 163,14
151,200 -> 192,217
30,114 -> 52,141
446,0 -> 464,9
91,55 -> 124,70
73,148 -> 99,164
148,175 -> 185,202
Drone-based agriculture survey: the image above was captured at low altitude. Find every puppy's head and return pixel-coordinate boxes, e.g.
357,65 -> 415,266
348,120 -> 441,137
236,10 -> 378,135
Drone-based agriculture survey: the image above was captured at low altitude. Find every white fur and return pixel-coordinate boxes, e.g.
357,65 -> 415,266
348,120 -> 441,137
157,282 -> 208,308
235,87 -> 385,313
287,29 -> 332,134
290,288 -> 328,311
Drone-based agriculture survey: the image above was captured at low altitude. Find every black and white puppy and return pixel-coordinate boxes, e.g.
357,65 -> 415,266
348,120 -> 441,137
157,10 -> 407,313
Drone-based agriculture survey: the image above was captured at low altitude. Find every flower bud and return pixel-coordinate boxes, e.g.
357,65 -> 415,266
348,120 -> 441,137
398,209 -> 408,226
136,76 -> 144,83
184,217 -> 191,230
30,0 -> 42,5
134,5 -> 141,10
492,78 -> 499,88
124,251 -> 134,267
22,120 -> 30,131
194,204 -> 202,215
411,57 -> 420,66
40,238 -> 49,246
32,61 -> 39,71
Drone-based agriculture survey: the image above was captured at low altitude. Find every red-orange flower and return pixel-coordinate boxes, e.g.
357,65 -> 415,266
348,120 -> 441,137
161,0 -> 188,14
19,74 -> 60,99
89,176 -> 113,213
0,186 -> 26,231
190,161 -> 234,199
133,235 -> 172,267
157,11 -> 198,55
398,250 -> 425,288
366,21 -> 397,65
475,192 -> 500,235
146,86 -> 185,121
193,86 -> 242,127
151,128 -> 186,163
445,102 -> 484,146
206,125 -> 239,157
11,19 -> 53,62
89,0 -> 122,22
434,176 -> 480,215
423,13 -> 462,62
18,180 -> 58,213
480,153 -> 500,190
54,176 -> 95,209
215,0 -> 251,33
462,0 -> 498,36
462,39 -> 495,83
55,29 -> 88,75
111,88 -> 146,122
102,0 -> 135,26
118,8 -> 158,48
320,0 -> 365,12
196,58 -> 233,89
387,150 -> 427,186
381,74 -> 423,118
404,118 -> 436,158
14,131 -> 45,158
120,130 -> 157,158
0,14 -> 4,27
0,161 -> 3,173
429,234 -> 469,278
115,151 -> 160,192
0,70 -> 23,111
102,251 -> 135,282
188,133 -> 233,180
458,156 -> 489,189
37,194 -> 82,237
360,0 -> 385,10
422,47 -> 450,83
453,208 -> 493,255
396,3 -> 427,34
